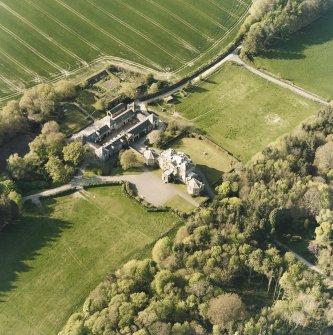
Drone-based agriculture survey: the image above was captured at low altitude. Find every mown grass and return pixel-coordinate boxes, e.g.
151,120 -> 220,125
165,194 -> 195,213
175,62 -> 319,161
0,186 -> 177,335
173,136 -> 237,185
0,0 -> 249,98
58,104 -> 91,135
253,9 -> 333,100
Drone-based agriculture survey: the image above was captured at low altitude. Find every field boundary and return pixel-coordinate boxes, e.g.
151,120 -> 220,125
0,1 -> 250,103
191,132 -> 241,164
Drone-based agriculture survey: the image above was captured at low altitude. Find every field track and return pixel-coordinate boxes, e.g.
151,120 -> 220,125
0,0 -> 250,101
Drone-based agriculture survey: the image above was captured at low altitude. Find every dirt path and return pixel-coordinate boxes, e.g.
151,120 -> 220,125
23,171 -> 201,208
275,240 -> 333,286
230,54 -> 329,106
72,102 -> 95,121
143,46 -> 330,107
142,47 -> 237,104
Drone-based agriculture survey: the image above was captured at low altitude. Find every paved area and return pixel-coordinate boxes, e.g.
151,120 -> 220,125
23,170 -> 201,207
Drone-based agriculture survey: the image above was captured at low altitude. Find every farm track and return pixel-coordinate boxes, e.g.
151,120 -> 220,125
0,1 -> 87,66
172,2 -> 251,75
183,1 -> 228,31
0,0 -> 250,101
144,0 -> 212,41
54,0 -> 162,71
0,22 -> 65,73
231,54 -> 329,105
86,0 -> 186,64
0,48 -> 37,77
24,0 -> 101,53
208,0 -> 239,19
115,0 -> 199,53
0,55 -> 167,102
0,73 -> 22,91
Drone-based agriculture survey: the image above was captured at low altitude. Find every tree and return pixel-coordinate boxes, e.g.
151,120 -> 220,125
0,196 -> 19,230
41,120 -> 60,135
45,156 -> 74,183
7,153 -> 30,180
148,83 -> 158,94
269,208 -> 292,234
206,293 -> 245,329
121,82 -> 137,99
120,150 -> 141,171
0,100 -> 27,145
242,0 -> 333,56
63,142 -> 86,166
315,142 -> 333,172
8,191 -> 23,210
29,122 -> 65,160
152,237 -> 172,268
216,181 -> 238,199
19,83 -> 56,120
58,313 -> 85,335
54,80 -> 76,100
147,130 -> 162,147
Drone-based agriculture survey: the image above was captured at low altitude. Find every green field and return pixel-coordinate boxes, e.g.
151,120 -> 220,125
0,186 -> 177,334
0,0 -> 250,101
173,137 -> 237,185
253,9 -> 333,100
174,62 -> 319,161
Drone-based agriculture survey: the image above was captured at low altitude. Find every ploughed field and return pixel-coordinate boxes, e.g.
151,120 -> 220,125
253,9 -> 333,101
0,0 -> 250,100
174,62 -> 319,161
0,186 -> 177,334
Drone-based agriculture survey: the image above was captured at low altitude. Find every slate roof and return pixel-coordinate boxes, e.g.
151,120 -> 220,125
104,135 -> 126,153
110,109 -> 134,127
108,103 -> 126,116
127,118 -> 151,137
97,124 -> 110,135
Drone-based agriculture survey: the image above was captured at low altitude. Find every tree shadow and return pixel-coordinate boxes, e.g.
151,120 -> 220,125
259,10 -> 333,60
196,164 -> 223,186
0,214 -> 72,302
188,85 -> 209,94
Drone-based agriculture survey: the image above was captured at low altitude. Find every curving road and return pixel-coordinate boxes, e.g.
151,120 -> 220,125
230,54 -> 329,106
23,171 -> 201,208
142,46 -> 329,106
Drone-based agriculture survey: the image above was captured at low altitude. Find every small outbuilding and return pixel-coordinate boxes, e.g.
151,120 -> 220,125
143,147 -> 158,167
163,95 -> 174,104
187,177 -> 205,196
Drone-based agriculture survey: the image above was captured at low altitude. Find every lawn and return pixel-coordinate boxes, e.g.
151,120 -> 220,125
58,103 -> 92,135
173,136 -> 237,185
0,0 -> 250,101
253,9 -> 333,100
175,62 -> 319,161
0,186 -> 178,335
165,195 -> 196,213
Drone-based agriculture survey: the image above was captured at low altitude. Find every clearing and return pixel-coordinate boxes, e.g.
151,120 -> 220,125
253,9 -> 333,101
0,185 -> 177,335
173,62 -> 319,161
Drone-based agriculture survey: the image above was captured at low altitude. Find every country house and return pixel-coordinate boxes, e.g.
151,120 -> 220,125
143,147 -> 205,196
82,102 -> 159,161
